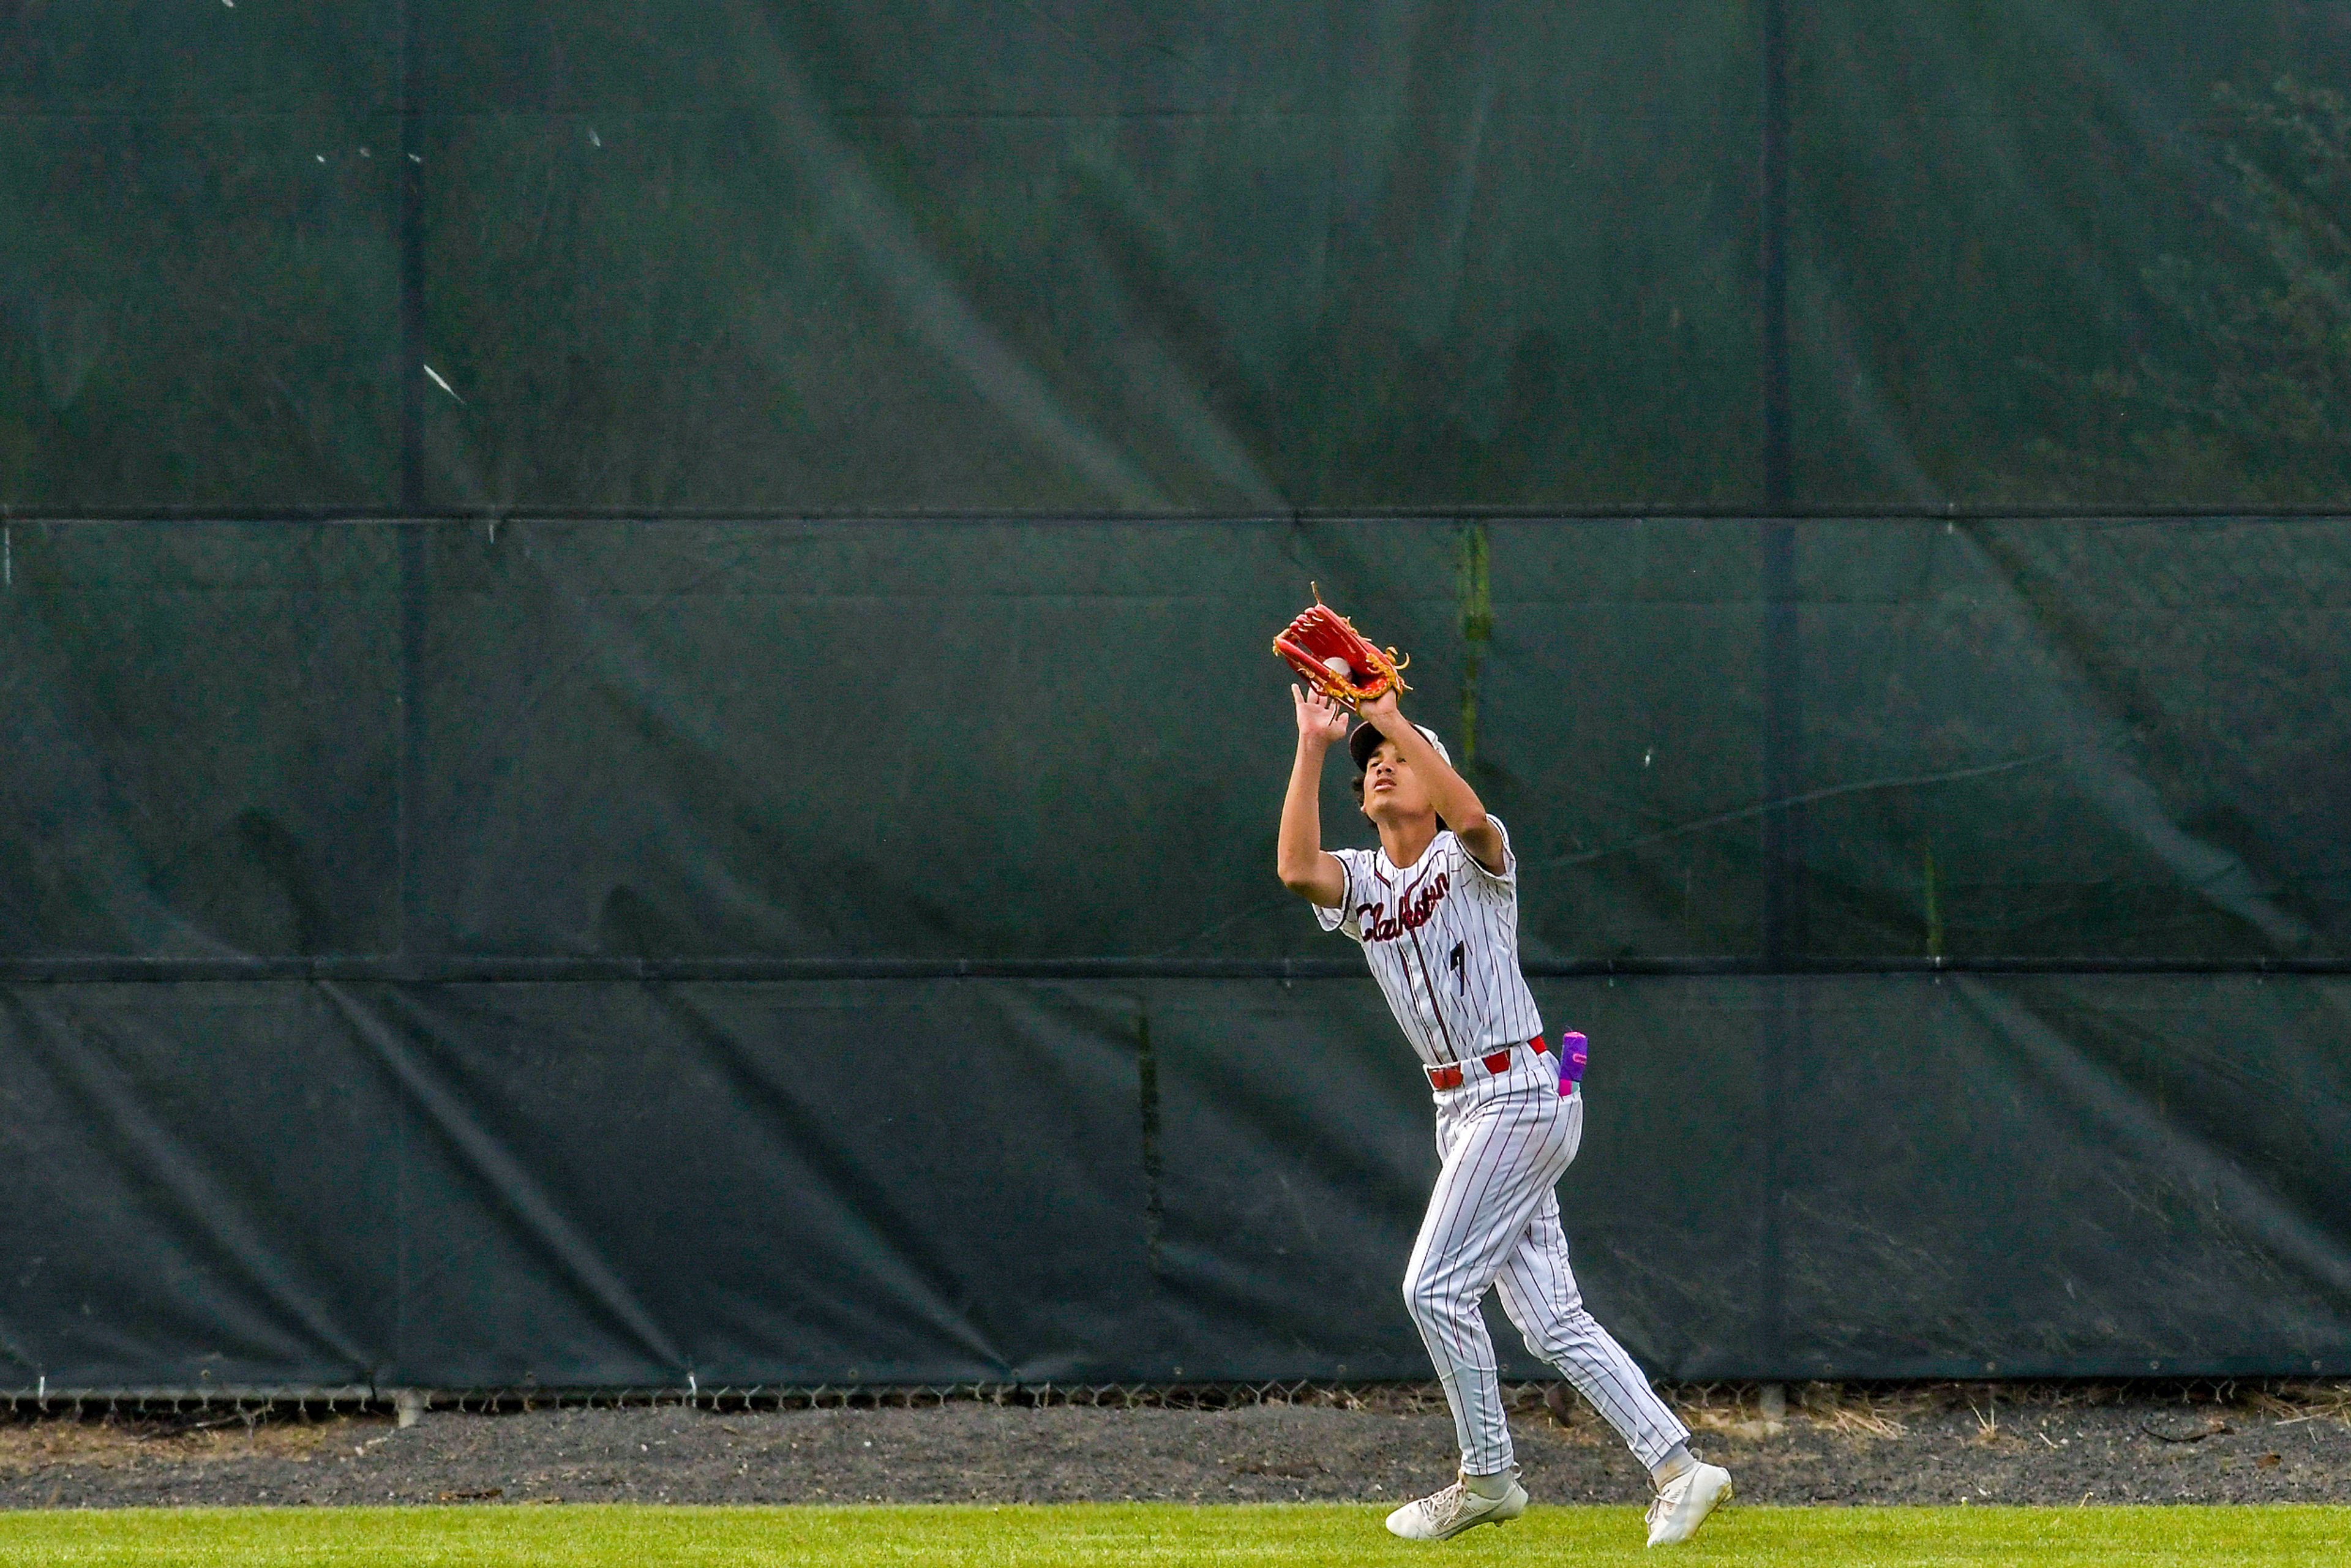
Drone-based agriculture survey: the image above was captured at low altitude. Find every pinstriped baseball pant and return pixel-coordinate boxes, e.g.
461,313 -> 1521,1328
1403,1078 -> 1690,1476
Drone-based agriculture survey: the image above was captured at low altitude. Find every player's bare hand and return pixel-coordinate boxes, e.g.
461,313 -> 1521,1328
1293,684 -> 1351,746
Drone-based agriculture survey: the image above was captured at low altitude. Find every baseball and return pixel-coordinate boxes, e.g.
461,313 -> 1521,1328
1323,655 -> 1352,678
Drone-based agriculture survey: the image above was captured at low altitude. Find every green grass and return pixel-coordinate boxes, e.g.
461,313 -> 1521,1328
1,1503 -> 2345,1567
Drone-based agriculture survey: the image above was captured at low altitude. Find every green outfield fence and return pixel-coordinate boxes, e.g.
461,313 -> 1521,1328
4,2 -> 2350,1395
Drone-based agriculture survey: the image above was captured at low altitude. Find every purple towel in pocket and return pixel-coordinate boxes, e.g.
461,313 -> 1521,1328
1558,1030 -> 1588,1095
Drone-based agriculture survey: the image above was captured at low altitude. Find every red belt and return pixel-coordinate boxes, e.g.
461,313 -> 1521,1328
1427,1035 -> 1547,1091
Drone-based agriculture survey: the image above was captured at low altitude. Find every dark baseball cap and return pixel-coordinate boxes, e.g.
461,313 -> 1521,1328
1349,721 -> 1451,773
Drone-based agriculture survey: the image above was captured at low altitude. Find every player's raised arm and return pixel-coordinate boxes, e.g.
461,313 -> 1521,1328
1278,685 -> 1351,907
1357,691 -> 1505,873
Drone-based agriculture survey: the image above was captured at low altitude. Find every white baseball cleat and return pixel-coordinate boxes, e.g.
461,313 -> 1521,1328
1384,1471 -> 1529,1541
1644,1461 -> 1733,1547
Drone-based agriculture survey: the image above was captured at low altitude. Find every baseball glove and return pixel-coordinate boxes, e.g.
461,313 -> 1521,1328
1272,585 -> 1411,710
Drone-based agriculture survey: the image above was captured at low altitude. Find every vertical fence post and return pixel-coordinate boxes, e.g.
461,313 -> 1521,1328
1760,0 -> 1791,517
1756,0 -> 1803,1381
395,0 -> 429,955
389,0 -> 427,1390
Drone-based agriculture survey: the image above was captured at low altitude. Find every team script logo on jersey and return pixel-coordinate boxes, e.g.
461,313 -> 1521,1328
1356,871 -> 1452,944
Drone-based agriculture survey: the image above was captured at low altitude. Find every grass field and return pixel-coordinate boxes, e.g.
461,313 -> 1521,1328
2,1504 -> 2348,1567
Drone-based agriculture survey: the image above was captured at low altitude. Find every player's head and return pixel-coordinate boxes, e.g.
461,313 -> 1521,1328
1349,721 -> 1449,831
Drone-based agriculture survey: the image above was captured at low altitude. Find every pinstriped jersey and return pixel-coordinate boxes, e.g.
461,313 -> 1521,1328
1316,817 -> 1544,1068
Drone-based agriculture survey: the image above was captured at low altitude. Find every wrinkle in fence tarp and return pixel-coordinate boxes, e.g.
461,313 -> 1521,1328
0,984 -> 396,1389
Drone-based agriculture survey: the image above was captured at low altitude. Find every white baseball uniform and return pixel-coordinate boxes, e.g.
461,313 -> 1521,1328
1319,815 -> 1689,1476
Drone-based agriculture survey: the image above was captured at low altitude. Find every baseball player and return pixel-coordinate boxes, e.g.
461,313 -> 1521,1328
1277,683 -> 1733,1546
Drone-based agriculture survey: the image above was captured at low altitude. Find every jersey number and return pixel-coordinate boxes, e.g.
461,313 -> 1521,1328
1449,941 -> 1466,992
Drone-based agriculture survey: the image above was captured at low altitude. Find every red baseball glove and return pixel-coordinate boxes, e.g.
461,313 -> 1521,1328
1272,586 -> 1411,710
